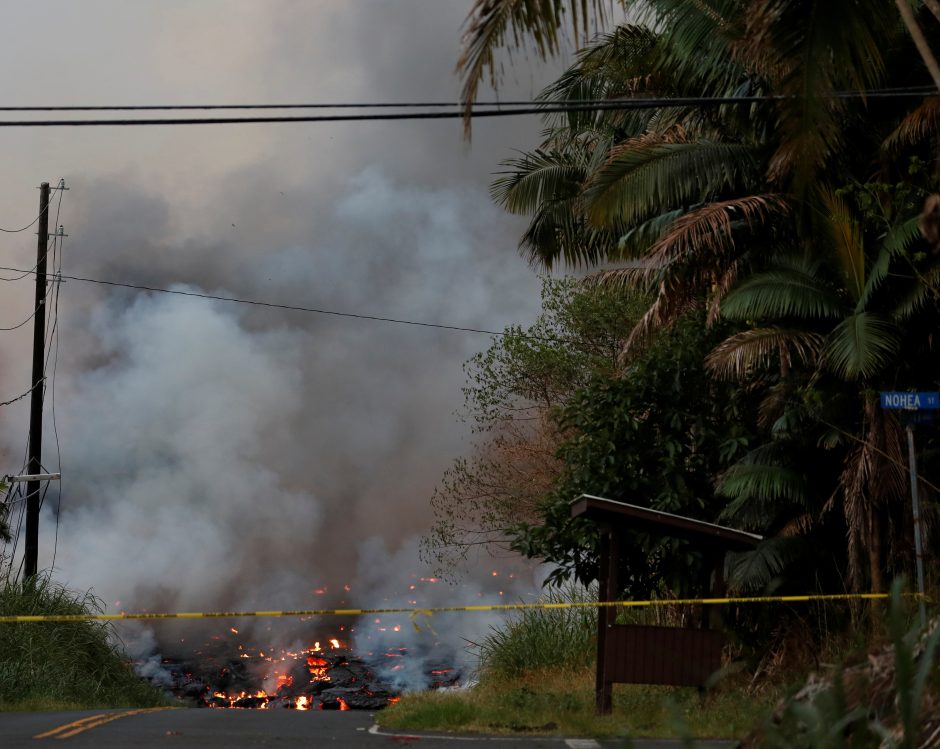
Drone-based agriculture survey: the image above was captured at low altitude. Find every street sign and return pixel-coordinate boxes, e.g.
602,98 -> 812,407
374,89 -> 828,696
879,391 -> 933,627
879,391 -> 940,410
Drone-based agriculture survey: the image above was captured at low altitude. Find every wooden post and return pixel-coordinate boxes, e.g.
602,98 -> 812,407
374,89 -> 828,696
595,523 -> 619,714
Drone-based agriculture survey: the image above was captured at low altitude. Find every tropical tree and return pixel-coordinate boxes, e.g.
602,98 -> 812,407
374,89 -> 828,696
511,310 -> 759,595
473,1 -> 940,597
423,278 -> 645,576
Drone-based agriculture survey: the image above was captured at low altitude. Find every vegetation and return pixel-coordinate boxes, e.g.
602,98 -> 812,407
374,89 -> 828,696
745,584 -> 940,748
422,277 -> 646,575
0,478 -> 9,542
380,665 -> 777,739
384,585 -> 776,739
439,0 -> 940,615
421,2 -> 940,742
0,575 -> 167,711
476,583 -> 596,677
382,582 -> 938,743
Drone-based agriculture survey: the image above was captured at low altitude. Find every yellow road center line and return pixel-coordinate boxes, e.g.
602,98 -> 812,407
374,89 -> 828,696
35,708 -> 170,740
34,714 -> 108,739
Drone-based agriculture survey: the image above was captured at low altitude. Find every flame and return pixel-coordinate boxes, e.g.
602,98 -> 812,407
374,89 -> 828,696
338,697 -> 350,711
329,638 -> 341,650
295,696 -> 310,711
276,674 -> 293,690
307,654 -> 330,682
230,627 -> 239,634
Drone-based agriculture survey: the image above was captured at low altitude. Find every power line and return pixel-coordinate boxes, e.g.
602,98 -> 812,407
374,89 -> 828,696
0,91 -> 933,127
0,99 -> 650,111
0,182 -> 63,233
0,304 -> 43,332
0,379 -> 44,408
0,86 -> 934,112
0,265 -> 561,340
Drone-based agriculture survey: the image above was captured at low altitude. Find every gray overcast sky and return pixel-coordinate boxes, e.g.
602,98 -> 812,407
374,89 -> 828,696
0,1 -> 574,619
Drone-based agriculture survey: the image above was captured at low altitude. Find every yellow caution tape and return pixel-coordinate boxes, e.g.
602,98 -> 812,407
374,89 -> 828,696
0,592 -> 922,623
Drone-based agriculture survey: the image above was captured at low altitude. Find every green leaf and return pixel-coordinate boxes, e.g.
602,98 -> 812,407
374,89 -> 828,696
720,265 -> 843,321
821,312 -> 901,381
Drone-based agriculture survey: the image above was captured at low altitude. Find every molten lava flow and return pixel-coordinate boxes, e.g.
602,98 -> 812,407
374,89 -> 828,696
306,653 -> 330,682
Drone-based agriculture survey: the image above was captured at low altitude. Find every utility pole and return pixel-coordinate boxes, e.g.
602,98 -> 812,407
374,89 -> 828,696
24,181 -> 50,579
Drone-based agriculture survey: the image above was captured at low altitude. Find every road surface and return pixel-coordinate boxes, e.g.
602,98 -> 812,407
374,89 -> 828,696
0,707 -> 738,748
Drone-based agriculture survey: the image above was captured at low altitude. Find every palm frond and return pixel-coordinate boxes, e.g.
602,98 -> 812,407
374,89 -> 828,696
725,538 -> 802,593
706,262 -> 741,325
519,202 -> 619,268
491,149 -> 587,214
645,194 -> 789,269
584,140 -> 761,227
821,312 -> 902,381
706,327 -> 824,380
741,0 -> 893,186
884,96 -> 940,150
719,453 -> 809,503
458,0 -> 612,133
539,24 -> 663,136
821,188 -> 865,302
892,265 -> 940,320
616,207 -> 686,259
645,0 -> 748,99
720,265 -> 843,320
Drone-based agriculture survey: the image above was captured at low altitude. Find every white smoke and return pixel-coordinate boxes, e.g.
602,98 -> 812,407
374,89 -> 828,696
41,287 -> 317,614
350,537 -> 543,691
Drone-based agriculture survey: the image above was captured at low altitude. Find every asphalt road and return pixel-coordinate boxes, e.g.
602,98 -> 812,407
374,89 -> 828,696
0,708 -> 738,748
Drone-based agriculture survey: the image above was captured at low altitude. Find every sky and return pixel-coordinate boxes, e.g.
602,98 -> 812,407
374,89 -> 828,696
0,0 -> 577,651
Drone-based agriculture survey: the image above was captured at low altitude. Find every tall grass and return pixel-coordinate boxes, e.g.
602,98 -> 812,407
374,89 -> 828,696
0,574 -> 166,710
477,583 -> 597,677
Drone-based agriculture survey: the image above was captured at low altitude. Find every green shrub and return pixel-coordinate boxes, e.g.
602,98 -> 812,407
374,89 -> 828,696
0,574 -> 166,709
477,583 -> 596,677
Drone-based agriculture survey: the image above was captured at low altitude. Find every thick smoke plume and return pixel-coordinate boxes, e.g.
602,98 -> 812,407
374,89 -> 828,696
0,0 -> 567,679
0,168 -> 547,674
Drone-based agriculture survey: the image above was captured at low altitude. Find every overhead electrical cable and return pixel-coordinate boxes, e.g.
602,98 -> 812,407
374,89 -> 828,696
0,304 -> 43,332
0,181 -> 64,233
0,86 -> 934,112
0,265 -> 574,342
0,90 -> 934,127
0,379 -> 44,408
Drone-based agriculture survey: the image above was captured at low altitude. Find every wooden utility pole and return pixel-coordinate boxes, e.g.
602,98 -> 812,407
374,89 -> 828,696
24,181 -> 50,579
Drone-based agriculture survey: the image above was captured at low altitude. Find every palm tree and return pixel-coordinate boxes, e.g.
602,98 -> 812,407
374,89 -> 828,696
481,1 -> 940,595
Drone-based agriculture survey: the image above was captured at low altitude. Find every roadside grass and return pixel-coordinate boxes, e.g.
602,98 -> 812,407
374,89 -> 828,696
381,584 -> 776,738
379,665 -> 778,738
0,574 -> 168,711
476,582 -> 596,677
